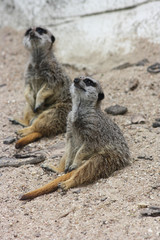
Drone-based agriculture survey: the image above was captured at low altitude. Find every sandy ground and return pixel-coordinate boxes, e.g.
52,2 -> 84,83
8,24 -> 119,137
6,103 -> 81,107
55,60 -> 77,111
0,27 -> 160,240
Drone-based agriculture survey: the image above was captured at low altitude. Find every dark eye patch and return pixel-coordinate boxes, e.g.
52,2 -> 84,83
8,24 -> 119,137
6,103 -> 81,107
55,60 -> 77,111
25,28 -> 32,36
36,27 -> 47,35
51,35 -> 55,43
98,92 -> 104,101
83,78 -> 97,87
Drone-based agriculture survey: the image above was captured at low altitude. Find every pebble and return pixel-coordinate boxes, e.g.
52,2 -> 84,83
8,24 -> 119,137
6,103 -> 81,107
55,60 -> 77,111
138,202 -> 148,209
128,78 -> 139,91
141,206 -> 160,217
72,189 -> 81,194
137,155 -> 153,161
152,122 -> 160,128
155,118 -> 160,122
131,114 -> 146,124
135,58 -> 149,66
152,184 -> 160,190
3,136 -> 16,144
105,104 -> 128,115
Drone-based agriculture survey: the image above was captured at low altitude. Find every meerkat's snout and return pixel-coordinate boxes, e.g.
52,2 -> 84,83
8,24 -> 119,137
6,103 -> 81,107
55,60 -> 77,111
23,27 -> 55,51
73,77 -> 86,92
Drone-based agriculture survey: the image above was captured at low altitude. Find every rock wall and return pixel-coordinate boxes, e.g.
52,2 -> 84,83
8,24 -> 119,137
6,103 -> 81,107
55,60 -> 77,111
0,0 -> 160,68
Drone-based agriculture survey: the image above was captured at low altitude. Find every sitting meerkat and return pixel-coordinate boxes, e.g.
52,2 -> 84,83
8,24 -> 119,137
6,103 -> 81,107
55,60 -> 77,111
10,27 -> 72,148
20,76 -> 131,200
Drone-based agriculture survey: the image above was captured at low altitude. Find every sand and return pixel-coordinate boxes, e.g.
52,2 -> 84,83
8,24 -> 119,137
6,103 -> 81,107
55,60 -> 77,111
0,27 -> 159,240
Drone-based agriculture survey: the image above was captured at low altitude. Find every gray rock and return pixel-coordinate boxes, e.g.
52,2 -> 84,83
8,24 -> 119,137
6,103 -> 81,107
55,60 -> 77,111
105,105 -> 128,115
135,58 -> 149,66
3,136 -> 16,144
129,78 -> 139,91
137,155 -> 153,161
0,154 -> 45,168
131,114 -> 146,124
141,206 -> 160,217
155,118 -> 160,122
152,122 -> 160,128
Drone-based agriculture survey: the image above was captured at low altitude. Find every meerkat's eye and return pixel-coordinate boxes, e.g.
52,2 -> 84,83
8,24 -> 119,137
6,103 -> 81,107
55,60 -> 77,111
98,92 -> 105,101
51,35 -> 55,43
83,78 -> 97,87
25,28 -> 32,36
36,27 -> 47,35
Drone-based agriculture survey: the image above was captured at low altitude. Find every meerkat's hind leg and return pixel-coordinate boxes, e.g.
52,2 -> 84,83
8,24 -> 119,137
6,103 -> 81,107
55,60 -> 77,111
9,104 -> 36,127
20,170 -> 75,200
15,132 -> 42,149
9,117 -> 28,127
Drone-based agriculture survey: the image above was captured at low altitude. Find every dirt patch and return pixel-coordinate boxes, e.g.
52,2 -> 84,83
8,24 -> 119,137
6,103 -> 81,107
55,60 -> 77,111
0,27 -> 159,240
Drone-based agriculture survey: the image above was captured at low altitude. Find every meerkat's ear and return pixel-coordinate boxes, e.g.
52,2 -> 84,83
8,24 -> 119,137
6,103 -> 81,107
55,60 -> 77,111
98,92 -> 104,101
51,35 -> 55,43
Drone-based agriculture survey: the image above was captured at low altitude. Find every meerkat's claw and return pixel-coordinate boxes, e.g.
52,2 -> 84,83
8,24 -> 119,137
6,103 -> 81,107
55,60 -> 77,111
10,118 -> 26,127
9,118 -> 19,125
58,182 -> 68,191
68,164 -> 77,172
15,130 -> 21,136
15,129 -> 26,137
64,167 -> 69,173
34,104 -> 43,113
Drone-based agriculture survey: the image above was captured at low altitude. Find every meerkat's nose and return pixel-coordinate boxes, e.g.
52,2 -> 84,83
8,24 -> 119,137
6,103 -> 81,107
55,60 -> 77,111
30,31 -> 35,37
74,78 -> 80,84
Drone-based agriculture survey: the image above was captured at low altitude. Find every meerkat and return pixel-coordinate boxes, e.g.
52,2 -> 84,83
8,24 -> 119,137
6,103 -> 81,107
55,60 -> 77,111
20,76 -> 131,200
10,27 -> 72,148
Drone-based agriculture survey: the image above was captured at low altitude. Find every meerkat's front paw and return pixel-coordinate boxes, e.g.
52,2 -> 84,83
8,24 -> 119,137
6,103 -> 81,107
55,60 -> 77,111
15,129 -> 26,137
15,127 -> 33,137
64,164 -> 70,173
68,163 -> 78,172
34,102 -> 44,113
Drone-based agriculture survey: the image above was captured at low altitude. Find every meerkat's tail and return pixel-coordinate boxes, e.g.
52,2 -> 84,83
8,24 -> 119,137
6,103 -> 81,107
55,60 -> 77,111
15,132 -> 42,149
20,171 -> 75,200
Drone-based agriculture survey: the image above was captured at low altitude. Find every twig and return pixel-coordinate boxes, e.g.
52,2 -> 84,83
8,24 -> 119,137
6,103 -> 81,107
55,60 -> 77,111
0,154 -> 45,168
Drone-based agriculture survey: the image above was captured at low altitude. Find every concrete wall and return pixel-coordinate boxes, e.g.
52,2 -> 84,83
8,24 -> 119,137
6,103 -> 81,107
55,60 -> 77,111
1,0 -> 160,68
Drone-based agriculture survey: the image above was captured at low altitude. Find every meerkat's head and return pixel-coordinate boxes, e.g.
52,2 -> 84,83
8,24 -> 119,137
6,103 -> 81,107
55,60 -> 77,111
70,76 -> 104,106
23,27 -> 55,52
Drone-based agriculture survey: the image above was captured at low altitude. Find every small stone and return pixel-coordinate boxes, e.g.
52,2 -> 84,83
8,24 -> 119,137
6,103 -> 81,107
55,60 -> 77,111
141,206 -> 160,217
137,155 -> 153,161
112,62 -> 133,70
152,122 -> 160,128
152,184 -> 160,190
72,189 -> 81,194
131,114 -> 146,124
138,202 -> 148,209
101,197 -> 108,202
128,78 -> 139,91
3,136 -> 16,144
155,118 -> 160,122
0,83 -> 6,88
135,58 -> 149,66
35,233 -> 41,238
105,105 -> 128,115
